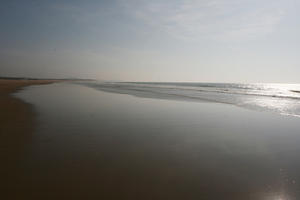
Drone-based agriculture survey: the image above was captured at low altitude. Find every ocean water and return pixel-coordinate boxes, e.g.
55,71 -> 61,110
82,81 -> 300,117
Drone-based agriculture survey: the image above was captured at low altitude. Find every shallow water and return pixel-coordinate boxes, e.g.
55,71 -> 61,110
82,81 -> 300,118
13,82 -> 300,199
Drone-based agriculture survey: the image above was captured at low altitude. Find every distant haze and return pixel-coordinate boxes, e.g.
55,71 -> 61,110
1,0 -> 299,83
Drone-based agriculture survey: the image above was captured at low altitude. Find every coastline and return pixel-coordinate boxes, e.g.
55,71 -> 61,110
0,79 -> 61,197
0,79 -> 62,141
12,82 -> 300,199
2,81 -> 300,199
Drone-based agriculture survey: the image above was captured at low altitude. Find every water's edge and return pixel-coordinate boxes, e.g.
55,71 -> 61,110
78,81 -> 300,118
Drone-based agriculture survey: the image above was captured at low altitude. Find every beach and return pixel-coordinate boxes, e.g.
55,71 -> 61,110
1,81 -> 299,199
2,0 -> 300,199
0,79 -> 61,148
0,79 -> 61,198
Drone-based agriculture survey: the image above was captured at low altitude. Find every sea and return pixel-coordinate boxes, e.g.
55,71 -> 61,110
81,81 -> 300,118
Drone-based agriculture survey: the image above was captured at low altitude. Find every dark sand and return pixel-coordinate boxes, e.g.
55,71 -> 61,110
0,79 -> 61,199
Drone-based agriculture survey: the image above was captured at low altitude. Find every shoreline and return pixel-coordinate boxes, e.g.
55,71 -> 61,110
0,79 -> 64,94
0,79 -> 62,196
2,81 -> 300,199
0,79 -> 62,148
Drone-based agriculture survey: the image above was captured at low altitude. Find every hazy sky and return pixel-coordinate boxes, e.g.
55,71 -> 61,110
1,0 -> 299,82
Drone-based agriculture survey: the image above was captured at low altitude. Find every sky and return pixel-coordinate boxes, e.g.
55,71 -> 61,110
1,0 -> 300,83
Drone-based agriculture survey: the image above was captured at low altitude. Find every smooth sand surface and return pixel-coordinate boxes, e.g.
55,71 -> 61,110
7,82 -> 300,200
0,79 -> 61,198
0,79 -> 61,140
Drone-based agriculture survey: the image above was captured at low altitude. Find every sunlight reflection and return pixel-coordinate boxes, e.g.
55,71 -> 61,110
263,192 -> 290,200
242,96 -> 300,117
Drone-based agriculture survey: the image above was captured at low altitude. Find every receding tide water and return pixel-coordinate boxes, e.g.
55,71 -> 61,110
13,82 -> 300,199
83,82 -> 300,118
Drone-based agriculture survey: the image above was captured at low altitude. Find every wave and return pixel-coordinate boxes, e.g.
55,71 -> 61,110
80,81 -> 300,118
98,82 -> 300,100
291,90 -> 300,94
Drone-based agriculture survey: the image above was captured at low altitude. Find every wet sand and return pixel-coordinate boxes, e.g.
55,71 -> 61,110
0,79 -> 61,199
6,82 -> 300,200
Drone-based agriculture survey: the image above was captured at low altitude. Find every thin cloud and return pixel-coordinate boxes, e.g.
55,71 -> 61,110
122,0 -> 289,42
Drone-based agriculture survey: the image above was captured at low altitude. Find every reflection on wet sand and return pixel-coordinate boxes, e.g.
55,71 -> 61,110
5,82 -> 300,199
0,80 -> 60,199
